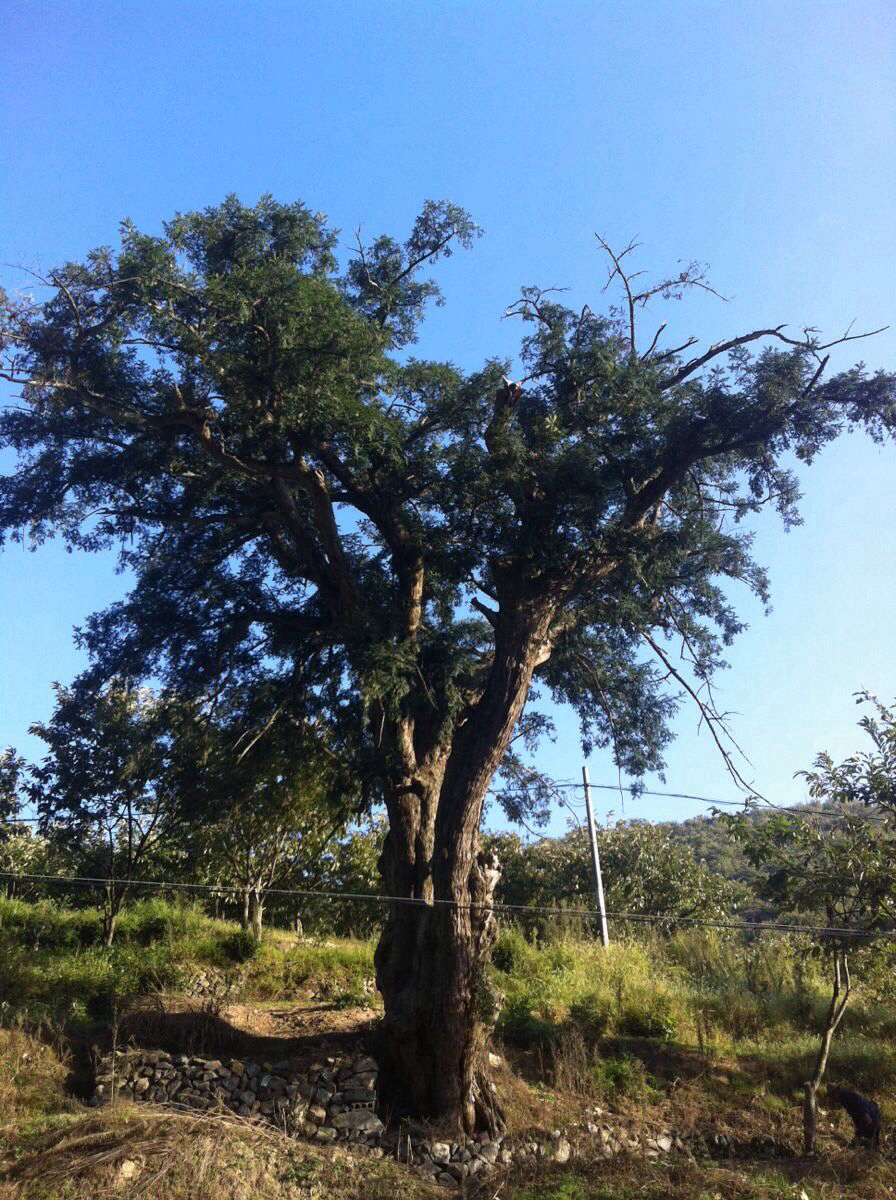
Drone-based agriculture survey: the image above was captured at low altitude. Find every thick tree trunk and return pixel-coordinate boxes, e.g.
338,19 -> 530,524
374,599 -> 554,1133
374,837 -> 503,1133
240,888 -> 250,933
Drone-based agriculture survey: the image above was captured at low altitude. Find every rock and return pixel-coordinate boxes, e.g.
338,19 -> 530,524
435,1173 -> 456,1188
553,1137 -> 572,1164
477,1143 -> 499,1164
307,1105 -> 327,1125
229,1061 -> 245,1076
656,1133 -> 673,1153
330,1110 -> 384,1135
315,1126 -> 338,1142
340,1072 -> 377,1091
117,1158 -> 141,1183
351,1055 -> 378,1074
431,1142 -> 451,1165
445,1163 -> 466,1181
133,1077 -> 150,1095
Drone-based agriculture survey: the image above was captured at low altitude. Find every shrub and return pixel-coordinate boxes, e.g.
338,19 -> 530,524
591,1052 -> 647,1099
119,896 -> 210,946
218,929 -> 259,964
492,925 -> 530,974
496,993 -> 557,1048
567,991 -> 610,1039
617,1000 -> 676,1041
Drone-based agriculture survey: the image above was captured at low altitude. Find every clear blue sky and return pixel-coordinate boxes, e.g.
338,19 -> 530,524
2,0 -> 894,832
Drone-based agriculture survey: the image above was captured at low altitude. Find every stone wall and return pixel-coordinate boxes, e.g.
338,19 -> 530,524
91,1050 -> 794,1188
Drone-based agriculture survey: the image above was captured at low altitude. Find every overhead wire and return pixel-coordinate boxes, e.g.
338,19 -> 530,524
1,870 -> 893,941
524,779 -> 889,824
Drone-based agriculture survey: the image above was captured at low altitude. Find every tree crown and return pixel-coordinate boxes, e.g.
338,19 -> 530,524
2,198 -> 894,814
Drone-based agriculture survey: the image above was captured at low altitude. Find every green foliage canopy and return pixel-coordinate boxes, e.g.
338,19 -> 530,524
1,194 -> 894,827
721,695 -> 896,943
490,820 -> 737,930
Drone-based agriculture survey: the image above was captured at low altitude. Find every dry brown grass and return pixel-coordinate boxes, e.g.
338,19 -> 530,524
0,1024 -> 78,1130
5,1008 -> 896,1200
0,1102 -> 453,1200
0,1026 -> 448,1200
505,1150 -> 896,1200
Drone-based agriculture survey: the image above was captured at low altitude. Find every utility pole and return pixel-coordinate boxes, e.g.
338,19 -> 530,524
582,765 -> 610,947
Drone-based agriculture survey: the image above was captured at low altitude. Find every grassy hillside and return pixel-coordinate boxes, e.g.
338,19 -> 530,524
2,897 -> 896,1199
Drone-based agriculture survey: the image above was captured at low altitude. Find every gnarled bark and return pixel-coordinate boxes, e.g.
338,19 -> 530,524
373,600 -> 554,1133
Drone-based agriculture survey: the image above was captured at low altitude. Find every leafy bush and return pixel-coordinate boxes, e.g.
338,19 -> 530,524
330,986 -> 373,1010
218,929 -> 259,964
591,1052 -> 647,1099
617,1000 -> 676,1041
0,897 -> 102,950
492,925 -> 529,974
567,991 -> 610,1039
118,897 -> 210,946
496,993 -> 557,1048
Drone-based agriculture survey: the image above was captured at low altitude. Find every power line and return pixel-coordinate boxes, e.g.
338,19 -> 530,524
543,779 -> 886,822
3,787 -> 883,826
1,870 -> 892,940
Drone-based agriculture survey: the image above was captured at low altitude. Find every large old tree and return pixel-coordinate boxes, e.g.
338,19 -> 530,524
1,198 -> 893,1130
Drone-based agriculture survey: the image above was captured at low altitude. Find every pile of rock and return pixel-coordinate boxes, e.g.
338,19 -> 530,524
580,1120 -> 681,1160
93,1049 -> 784,1187
91,1049 -> 385,1141
182,966 -> 239,1001
392,1130 -> 517,1186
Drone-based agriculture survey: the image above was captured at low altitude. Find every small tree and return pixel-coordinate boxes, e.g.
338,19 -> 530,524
0,747 -> 24,822
492,820 -> 736,936
31,681 -> 183,945
289,814 -> 386,938
184,697 -> 359,943
722,695 -> 896,1154
0,748 -> 32,898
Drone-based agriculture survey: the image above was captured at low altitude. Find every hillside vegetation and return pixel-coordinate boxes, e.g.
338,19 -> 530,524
3,895 -> 896,1199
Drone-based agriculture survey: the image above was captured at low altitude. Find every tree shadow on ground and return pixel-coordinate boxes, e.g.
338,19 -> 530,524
112,1002 -> 377,1066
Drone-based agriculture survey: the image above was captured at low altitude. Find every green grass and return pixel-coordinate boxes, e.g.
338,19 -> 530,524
0,895 -> 378,1027
243,937 -> 374,1001
4,894 -> 896,1120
